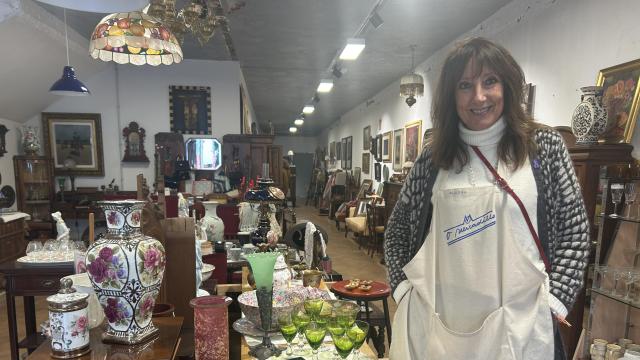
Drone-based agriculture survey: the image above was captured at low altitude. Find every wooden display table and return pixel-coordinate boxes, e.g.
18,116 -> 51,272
0,260 -> 74,360
27,316 -> 184,360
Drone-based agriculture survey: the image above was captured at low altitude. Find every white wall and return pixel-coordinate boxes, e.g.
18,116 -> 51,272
21,59 -> 242,190
274,135 -> 318,155
321,0 -> 640,185
0,118 -> 22,211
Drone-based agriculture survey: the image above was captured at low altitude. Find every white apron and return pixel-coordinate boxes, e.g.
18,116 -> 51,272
389,162 -> 554,360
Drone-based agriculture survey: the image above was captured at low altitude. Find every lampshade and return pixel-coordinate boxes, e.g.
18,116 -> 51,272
89,12 -> 183,66
50,9 -> 90,96
244,253 -> 279,291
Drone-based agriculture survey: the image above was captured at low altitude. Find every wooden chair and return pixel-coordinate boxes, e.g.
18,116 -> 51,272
366,203 -> 385,257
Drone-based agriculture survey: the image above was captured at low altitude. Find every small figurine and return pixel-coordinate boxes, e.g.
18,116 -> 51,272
177,193 -> 189,218
51,211 -> 70,241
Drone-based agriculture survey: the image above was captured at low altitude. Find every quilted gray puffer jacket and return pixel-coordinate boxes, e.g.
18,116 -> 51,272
384,127 -> 590,311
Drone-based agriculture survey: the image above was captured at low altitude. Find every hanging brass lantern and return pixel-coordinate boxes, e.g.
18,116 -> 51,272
400,45 -> 424,107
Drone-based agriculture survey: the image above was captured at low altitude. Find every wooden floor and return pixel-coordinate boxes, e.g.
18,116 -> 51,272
0,203 -> 395,359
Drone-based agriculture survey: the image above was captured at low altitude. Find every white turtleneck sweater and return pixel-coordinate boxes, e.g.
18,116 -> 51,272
435,117 -> 567,317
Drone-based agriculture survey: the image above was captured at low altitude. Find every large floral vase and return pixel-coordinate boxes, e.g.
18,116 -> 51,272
202,201 -> 225,243
571,86 -> 609,144
86,200 -> 166,344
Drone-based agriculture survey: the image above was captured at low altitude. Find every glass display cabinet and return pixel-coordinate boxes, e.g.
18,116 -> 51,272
13,156 -> 55,225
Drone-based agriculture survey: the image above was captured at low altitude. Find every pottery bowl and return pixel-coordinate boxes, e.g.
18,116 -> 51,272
238,286 -> 330,329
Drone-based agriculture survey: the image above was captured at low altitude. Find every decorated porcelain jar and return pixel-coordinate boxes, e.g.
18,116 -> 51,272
202,201 -> 225,243
85,200 -> 166,344
272,254 -> 292,288
47,278 -> 91,359
571,86 -> 609,144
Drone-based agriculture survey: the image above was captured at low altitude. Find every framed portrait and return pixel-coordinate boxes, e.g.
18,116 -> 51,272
404,120 -> 422,163
341,137 -> 347,168
42,112 -> 104,176
362,153 -> 370,174
393,128 -> 403,171
374,162 -> 381,181
169,85 -> 212,135
523,83 -> 536,117
345,136 -> 353,169
363,126 -> 371,151
329,141 -> 336,160
597,59 -> 640,143
382,131 -> 392,162
375,134 -> 382,162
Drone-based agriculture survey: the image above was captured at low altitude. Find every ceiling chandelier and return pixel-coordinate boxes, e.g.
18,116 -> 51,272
400,45 -> 424,107
146,0 -> 218,46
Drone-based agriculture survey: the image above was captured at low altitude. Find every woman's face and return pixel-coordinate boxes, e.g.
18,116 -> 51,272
455,59 -> 504,131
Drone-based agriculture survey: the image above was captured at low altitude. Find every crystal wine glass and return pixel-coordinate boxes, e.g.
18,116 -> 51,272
612,269 -> 624,297
622,269 -> 639,301
304,321 -> 327,360
625,182 -> 638,219
278,312 -> 298,356
25,240 -> 43,256
347,320 -> 369,360
611,183 -> 625,218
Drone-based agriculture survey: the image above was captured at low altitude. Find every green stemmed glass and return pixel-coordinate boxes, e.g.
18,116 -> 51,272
304,321 -> 327,360
327,317 -> 346,358
292,305 -> 311,351
278,313 -> 298,356
347,320 -> 369,360
333,333 -> 355,359
336,305 -> 358,329
304,298 -> 324,319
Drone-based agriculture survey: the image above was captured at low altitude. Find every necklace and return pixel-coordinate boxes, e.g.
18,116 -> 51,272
467,156 -> 499,187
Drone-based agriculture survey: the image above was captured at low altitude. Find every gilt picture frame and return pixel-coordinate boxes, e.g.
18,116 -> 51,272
42,112 -> 104,176
404,120 -> 422,163
393,128 -> 403,171
597,59 -> 640,143
382,131 -> 392,162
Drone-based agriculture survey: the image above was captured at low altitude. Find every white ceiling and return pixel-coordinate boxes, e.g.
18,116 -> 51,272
14,0 -> 512,134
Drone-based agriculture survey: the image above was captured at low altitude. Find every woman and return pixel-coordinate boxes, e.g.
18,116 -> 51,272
385,37 -> 589,359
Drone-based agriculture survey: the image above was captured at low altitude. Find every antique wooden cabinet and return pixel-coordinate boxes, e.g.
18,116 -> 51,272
13,156 -> 55,236
222,134 -> 283,187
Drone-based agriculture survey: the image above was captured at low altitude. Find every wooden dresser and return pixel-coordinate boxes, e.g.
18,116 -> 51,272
0,217 -> 27,288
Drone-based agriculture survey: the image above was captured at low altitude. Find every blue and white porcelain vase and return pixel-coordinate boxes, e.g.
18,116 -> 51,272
571,86 -> 609,144
85,200 -> 166,344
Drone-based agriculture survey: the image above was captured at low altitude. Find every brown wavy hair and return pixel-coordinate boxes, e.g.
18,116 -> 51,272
430,37 -> 539,171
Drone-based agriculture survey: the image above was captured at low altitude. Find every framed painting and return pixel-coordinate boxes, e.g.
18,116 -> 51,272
336,140 -> 342,168
393,128 -> 403,171
341,137 -> 347,169
404,120 -> 422,163
362,152 -> 370,174
345,136 -> 353,169
169,85 -> 212,135
363,126 -> 371,151
374,162 -> 381,181
329,141 -> 336,160
597,59 -> 640,143
382,131 -> 392,162
375,134 -> 382,162
42,112 -> 104,176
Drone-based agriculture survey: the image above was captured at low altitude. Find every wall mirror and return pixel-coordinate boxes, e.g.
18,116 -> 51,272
186,138 -> 222,170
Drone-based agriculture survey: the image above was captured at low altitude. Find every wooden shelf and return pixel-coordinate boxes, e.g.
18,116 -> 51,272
597,213 -> 640,224
591,287 -> 640,310
24,200 -> 49,204
22,180 -> 49,184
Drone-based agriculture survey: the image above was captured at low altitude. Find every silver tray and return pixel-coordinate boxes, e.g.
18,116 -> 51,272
232,318 -> 279,337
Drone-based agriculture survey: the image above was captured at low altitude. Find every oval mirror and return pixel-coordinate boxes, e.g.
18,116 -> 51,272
185,138 -> 222,170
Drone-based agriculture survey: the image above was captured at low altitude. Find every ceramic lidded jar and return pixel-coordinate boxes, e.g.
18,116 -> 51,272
85,200 -> 166,344
571,86 -> 609,144
201,200 -> 225,243
272,254 -> 292,288
47,278 -> 91,359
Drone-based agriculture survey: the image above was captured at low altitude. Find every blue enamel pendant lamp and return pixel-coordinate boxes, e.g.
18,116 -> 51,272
50,8 -> 90,96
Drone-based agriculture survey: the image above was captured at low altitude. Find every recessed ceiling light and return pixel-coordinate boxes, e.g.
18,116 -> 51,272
317,79 -> 334,93
339,38 -> 366,60
294,118 -> 304,126
289,127 -> 298,133
302,105 -> 315,114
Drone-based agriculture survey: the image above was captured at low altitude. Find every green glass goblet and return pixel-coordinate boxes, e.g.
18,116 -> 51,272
304,321 -> 327,360
333,333 -> 355,359
327,317 -> 346,358
304,298 -> 324,319
292,305 -> 311,351
278,313 -> 298,356
336,304 -> 358,329
347,320 -> 369,360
